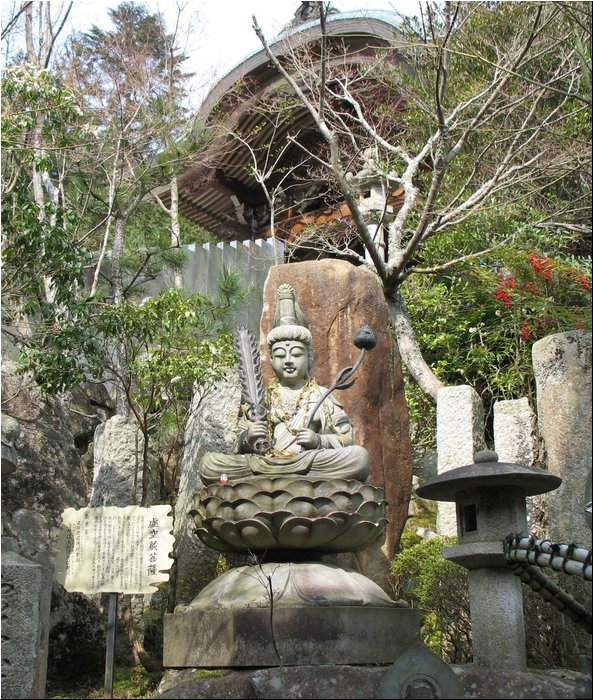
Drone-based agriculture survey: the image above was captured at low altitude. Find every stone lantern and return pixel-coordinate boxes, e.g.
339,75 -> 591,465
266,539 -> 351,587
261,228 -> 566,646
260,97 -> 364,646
415,450 -> 561,671
346,148 -> 394,265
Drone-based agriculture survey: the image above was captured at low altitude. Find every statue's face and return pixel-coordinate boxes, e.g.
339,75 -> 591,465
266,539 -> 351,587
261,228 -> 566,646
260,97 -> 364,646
270,340 -> 309,387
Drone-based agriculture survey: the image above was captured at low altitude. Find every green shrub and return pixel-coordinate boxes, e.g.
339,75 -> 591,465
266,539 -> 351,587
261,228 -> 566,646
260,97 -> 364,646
390,536 -> 472,663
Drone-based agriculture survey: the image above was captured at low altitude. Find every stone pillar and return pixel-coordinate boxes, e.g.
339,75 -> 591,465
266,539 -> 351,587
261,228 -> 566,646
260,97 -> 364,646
532,331 -> 592,669
436,386 -> 485,536
1,550 -> 52,699
90,415 -> 150,507
532,330 -> 592,546
468,568 -> 526,669
493,398 -> 537,466
173,373 -> 243,604
494,398 -> 540,533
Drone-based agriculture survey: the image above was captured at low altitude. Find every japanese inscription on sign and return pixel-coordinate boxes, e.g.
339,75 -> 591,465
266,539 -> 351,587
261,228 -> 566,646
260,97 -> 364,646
54,505 -> 174,594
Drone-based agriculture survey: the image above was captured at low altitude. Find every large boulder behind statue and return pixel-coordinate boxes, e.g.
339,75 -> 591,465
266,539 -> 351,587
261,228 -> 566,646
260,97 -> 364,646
1,362 -> 107,689
1,361 -> 87,522
261,260 -> 413,566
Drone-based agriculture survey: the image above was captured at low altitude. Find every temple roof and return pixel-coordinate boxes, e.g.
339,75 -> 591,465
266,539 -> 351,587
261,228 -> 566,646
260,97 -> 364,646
157,10 -> 407,242
199,10 -> 403,118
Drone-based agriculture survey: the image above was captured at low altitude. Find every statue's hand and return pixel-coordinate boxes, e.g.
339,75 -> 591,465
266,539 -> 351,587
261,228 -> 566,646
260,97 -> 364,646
295,429 -> 321,450
245,421 -> 269,451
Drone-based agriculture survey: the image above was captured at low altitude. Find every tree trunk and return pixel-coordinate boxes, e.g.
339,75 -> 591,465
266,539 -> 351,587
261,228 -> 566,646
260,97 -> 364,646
121,600 -> 162,672
169,175 -> 183,289
111,213 -> 128,414
388,290 -> 444,402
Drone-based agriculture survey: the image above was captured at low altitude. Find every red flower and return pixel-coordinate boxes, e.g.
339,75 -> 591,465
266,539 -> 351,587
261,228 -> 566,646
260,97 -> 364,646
520,322 -> 531,342
529,253 -> 553,280
495,288 -> 513,308
574,275 -> 591,291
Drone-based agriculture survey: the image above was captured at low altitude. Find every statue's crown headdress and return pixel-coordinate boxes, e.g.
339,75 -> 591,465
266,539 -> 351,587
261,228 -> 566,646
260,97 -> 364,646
267,284 -> 312,349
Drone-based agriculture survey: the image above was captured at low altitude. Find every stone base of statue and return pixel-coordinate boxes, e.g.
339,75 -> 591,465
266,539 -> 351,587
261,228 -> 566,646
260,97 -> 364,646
163,561 -> 420,668
191,476 -> 389,553
164,476 -> 421,668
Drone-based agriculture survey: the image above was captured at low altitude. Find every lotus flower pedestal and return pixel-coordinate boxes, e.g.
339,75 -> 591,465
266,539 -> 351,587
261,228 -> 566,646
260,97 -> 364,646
163,477 -> 420,668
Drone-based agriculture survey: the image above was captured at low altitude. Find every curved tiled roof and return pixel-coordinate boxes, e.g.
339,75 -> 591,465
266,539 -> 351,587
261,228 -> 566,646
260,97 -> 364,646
161,10 -> 409,241
198,10 -> 404,121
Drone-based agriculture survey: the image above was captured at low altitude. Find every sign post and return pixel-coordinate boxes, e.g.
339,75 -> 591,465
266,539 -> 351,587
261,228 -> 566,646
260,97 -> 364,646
104,592 -> 118,699
53,505 -> 175,699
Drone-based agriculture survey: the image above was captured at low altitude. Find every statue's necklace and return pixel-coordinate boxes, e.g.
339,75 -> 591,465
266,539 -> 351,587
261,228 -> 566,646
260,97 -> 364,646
267,378 -> 316,428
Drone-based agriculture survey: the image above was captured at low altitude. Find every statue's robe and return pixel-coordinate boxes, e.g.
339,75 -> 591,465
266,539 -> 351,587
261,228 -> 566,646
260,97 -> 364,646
199,381 -> 370,484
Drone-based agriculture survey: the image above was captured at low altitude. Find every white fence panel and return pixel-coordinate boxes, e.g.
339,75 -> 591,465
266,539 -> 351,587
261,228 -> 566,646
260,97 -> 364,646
152,238 -> 285,333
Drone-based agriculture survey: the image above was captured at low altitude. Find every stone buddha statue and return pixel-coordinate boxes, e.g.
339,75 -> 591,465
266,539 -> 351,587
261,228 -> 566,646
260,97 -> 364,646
175,286 -> 412,682
199,284 -> 371,485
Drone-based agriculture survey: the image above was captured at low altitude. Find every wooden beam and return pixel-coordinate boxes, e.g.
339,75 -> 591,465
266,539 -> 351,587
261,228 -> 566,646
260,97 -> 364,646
209,170 -> 265,206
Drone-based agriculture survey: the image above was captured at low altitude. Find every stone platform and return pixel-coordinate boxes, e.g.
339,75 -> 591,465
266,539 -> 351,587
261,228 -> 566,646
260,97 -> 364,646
157,665 -> 580,699
164,604 -> 420,668
164,561 -> 419,668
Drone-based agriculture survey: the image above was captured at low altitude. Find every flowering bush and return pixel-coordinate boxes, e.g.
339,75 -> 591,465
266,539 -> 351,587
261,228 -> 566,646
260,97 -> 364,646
491,251 -> 592,341
404,244 -> 591,447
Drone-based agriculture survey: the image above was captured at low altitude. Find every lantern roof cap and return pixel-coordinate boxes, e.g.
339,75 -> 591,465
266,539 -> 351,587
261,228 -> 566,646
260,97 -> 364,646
415,451 -> 562,502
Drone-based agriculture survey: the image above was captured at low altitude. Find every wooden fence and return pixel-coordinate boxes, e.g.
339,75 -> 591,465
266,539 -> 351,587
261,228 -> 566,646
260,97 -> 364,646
155,238 -> 285,332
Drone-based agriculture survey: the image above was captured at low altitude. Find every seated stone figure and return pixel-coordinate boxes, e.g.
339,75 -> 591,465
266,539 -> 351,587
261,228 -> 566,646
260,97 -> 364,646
199,285 -> 370,485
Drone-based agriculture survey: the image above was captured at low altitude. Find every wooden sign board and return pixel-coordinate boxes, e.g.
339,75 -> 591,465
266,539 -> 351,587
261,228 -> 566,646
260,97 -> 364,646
54,505 -> 174,594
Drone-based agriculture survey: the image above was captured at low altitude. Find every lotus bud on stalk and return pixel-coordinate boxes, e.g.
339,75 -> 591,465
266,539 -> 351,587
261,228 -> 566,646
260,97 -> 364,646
305,325 -> 377,430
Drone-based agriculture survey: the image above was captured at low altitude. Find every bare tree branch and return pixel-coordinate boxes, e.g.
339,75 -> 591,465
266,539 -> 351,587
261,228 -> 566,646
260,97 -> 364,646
1,1 -> 33,40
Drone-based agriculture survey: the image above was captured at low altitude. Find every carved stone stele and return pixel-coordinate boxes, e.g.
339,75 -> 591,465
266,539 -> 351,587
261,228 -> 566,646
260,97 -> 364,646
261,260 -> 413,561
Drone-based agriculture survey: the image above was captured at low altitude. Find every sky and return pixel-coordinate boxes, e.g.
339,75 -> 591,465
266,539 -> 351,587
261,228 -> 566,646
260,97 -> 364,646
2,0 -> 419,108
